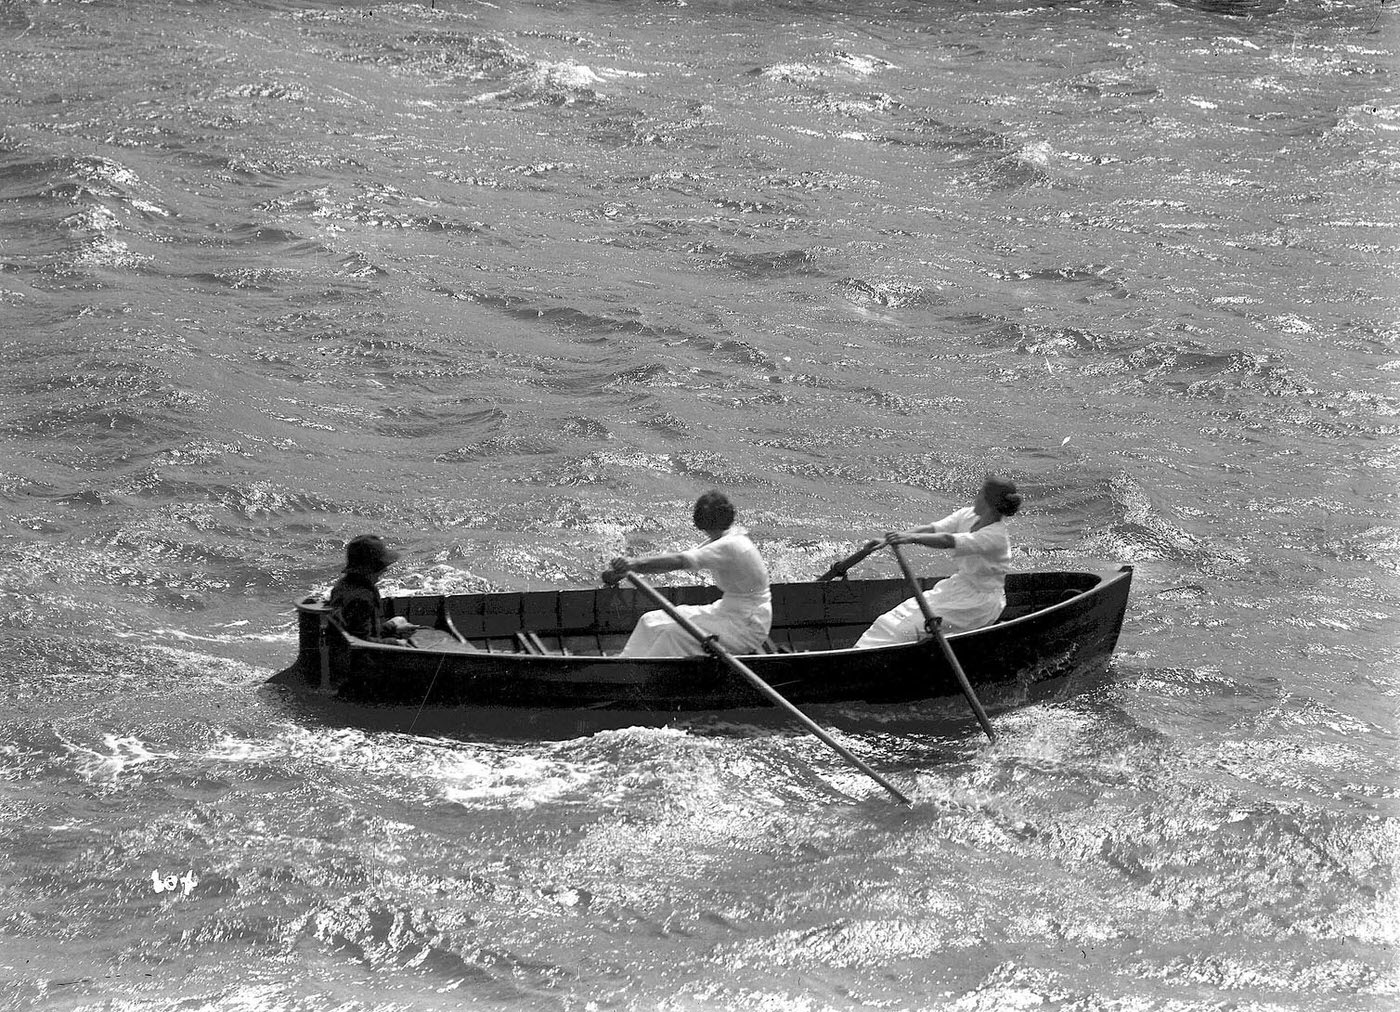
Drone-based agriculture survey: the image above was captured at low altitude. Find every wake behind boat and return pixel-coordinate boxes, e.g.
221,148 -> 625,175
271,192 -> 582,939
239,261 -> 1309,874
268,566 -> 1133,713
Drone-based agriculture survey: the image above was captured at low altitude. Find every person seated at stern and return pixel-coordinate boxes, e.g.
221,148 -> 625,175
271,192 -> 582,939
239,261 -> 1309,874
855,475 -> 1023,648
602,491 -> 772,658
328,535 -> 418,643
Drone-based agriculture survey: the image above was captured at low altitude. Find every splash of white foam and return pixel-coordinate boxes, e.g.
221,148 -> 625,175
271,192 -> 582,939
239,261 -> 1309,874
61,733 -> 177,782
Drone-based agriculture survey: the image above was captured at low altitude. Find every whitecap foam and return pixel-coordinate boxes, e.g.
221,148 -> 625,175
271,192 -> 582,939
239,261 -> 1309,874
760,63 -> 827,84
61,205 -> 121,232
833,52 -> 896,76
433,751 -> 604,809
201,734 -> 288,764
60,732 -> 177,782
472,60 -> 609,105
72,235 -> 148,269
1016,140 -> 1054,167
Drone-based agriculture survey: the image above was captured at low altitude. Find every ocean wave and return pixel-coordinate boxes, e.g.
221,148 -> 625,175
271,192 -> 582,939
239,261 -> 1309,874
470,60 -> 615,107
1090,473 -> 1208,563
670,450 -> 761,485
973,141 -> 1063,190
448,287 -> 695,344
281,186 -> 489,237
0,153 -> 172,277
1168,0 -> 1287,15
509,448 -> 668,488
221,81 -> 310,103
1119,342 -> 1311,401
71,235 -> 150,271
755,62 -> 828,85
0,154 -> 155,225
754,51 -> 896,86
836,277 -> 942,311
437,435 -> 559,461
221,483 -> 344,521
301,894 -> 500,981
533,361 -> 674,397
60,732 -> 179,783
182,266 -> 304,292
434,748 -> 604,809
699,246 -> 824,279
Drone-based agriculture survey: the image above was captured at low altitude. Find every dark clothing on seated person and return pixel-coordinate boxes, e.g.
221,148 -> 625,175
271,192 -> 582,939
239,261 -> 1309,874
329,572 -> 407,642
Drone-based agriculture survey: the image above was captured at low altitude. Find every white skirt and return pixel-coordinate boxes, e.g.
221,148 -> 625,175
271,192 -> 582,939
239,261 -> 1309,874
620,600 -> 771,658
854,582 -> 1004,648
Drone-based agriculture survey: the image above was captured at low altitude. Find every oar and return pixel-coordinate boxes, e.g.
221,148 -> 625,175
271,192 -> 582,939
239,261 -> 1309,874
886,542 -> 997,743
620,572 -> 912,805
816,539 -> 885,582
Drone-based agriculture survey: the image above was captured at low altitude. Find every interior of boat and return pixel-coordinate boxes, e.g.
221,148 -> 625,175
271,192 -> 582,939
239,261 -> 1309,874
377,573 -> 1100,658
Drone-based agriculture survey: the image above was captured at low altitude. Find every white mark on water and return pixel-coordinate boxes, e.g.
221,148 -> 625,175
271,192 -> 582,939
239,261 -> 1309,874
151,869 -> 199,896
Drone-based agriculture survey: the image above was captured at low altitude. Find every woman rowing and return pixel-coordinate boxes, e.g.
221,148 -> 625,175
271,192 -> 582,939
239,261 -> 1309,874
602,491 -> 772,657
855,475 -> 1023,647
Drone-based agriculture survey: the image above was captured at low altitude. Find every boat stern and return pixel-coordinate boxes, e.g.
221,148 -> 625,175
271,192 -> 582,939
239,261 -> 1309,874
267,595 -> 331,688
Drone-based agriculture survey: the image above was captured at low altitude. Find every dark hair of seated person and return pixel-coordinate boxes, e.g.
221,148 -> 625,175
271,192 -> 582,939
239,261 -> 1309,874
693,490 -> 736,531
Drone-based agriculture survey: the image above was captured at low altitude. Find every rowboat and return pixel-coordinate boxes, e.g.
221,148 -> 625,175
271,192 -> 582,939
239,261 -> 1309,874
267,565 -> 1133,714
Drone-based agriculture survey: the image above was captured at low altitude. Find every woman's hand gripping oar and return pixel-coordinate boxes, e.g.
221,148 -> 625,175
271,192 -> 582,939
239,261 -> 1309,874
619,572 -> 912,805
885,540 -> 997,743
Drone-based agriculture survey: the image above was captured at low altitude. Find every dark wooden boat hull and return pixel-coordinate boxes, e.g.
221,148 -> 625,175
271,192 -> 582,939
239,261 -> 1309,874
269,566 -> 1132,712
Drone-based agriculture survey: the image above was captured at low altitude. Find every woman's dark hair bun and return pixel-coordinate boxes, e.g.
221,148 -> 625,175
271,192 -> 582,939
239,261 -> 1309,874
983,475 -> 1022,516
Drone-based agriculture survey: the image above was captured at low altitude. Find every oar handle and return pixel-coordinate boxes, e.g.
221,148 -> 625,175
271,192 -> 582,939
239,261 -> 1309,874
887,542 -> 997,743
817,539 -> 885,582
621,572 -> 912,805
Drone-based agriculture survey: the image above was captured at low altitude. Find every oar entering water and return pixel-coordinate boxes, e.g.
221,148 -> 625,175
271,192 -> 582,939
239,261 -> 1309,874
886,541 -> 997,742
619,572 -> 912,805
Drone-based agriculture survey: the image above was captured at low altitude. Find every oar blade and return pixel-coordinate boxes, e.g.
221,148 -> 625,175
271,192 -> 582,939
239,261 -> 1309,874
620,572 -> 912,804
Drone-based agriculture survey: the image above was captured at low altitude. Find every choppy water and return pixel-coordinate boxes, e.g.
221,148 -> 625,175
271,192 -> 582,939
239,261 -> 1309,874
1,0 -> 1397,1009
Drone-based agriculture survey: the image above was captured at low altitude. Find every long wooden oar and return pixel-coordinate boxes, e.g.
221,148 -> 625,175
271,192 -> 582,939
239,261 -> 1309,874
621,572 -> 911,805
816,539 -> 886,582
886,542 -> 997,743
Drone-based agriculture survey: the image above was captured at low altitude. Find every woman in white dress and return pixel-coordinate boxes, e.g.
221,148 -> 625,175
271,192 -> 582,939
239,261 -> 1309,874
601,491 -> 772,657
855,476 -> 1023,648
